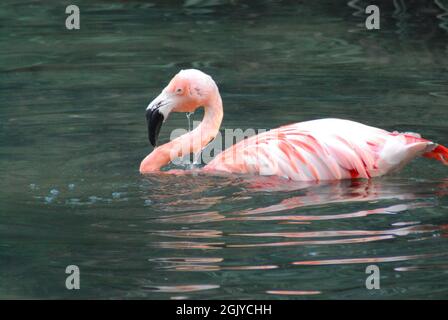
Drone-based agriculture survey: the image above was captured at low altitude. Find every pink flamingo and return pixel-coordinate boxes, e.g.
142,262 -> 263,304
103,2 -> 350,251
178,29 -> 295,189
140,69 -> 448,181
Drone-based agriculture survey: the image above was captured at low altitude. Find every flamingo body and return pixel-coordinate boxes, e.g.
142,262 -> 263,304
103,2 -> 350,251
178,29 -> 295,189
204,118 -> 437,181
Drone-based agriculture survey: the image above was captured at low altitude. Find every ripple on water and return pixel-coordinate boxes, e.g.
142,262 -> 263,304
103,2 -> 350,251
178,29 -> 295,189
144,284 -> 220,293
266,290 -> 321,296
24,172 -> 448,298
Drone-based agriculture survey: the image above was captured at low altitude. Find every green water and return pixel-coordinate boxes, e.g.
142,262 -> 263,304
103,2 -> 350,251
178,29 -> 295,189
1,0 -> 448,299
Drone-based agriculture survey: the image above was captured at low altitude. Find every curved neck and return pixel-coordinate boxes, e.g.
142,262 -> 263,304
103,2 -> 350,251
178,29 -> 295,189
140,93 -> 223,173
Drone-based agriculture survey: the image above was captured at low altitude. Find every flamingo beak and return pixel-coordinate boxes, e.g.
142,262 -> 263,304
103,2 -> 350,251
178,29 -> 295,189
146,108 -> 164,147
145,92 -> 173,147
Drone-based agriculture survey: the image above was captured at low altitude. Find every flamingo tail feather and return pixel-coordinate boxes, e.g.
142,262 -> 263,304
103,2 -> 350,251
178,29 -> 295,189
423,144 -> 448,165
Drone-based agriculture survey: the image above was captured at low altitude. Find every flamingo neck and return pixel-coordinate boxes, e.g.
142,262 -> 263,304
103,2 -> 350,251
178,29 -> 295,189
140,93 -> 223,173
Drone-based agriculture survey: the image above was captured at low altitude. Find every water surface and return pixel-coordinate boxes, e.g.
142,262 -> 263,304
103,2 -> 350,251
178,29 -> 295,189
1,0 -> 448,299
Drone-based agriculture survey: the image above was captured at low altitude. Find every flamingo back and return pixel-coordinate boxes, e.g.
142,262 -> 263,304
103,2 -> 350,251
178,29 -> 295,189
204,118 -> 435,181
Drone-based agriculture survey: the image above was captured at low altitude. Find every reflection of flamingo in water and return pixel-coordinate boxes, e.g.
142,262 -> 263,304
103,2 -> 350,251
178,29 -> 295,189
150,177 -> 441,224
148,178 -> 446,252
140,69 -> 448,181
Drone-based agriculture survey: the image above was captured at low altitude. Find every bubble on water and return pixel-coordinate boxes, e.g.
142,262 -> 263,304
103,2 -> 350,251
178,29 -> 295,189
45,196 -> 54,203
66,198 -> 82,206
29,183 -> 39,191
144,199 -> 153,206
50,189 -> 59,196
112,192 -> 122,199
89,196 -> 100,203
68,184 -> 75,190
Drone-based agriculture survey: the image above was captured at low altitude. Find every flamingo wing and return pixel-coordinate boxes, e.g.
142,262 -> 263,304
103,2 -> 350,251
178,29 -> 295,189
204,118 -> 436,181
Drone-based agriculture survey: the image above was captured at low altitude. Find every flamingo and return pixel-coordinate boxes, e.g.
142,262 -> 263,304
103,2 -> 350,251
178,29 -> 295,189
140,69 -> 448,181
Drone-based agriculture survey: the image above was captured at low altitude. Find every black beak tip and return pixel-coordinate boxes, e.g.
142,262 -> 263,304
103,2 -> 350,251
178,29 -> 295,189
146,108 -> 164,148
149,134 -> 157,147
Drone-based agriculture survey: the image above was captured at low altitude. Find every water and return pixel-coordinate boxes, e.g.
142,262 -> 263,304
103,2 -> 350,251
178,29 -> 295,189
1,0 -> 448,299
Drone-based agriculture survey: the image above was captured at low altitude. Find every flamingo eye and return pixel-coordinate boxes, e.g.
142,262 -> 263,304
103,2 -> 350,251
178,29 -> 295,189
176,88 -> 183,95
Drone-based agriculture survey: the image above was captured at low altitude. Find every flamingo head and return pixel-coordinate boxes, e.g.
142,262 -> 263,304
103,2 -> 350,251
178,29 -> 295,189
145,69 -> 218,147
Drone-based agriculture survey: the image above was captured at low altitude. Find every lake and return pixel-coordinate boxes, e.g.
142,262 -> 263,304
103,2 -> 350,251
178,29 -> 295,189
1,0 -> 448,299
